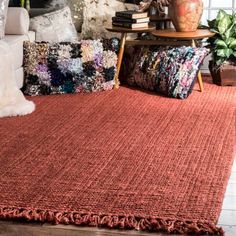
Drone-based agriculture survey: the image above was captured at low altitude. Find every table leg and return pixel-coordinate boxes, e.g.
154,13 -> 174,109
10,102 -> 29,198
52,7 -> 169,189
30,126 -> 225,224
114,32 -> 127,89
191,39 -> 204,92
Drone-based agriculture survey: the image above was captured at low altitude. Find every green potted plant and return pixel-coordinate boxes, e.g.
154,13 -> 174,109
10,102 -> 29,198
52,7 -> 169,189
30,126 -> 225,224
207,10 -> 236,86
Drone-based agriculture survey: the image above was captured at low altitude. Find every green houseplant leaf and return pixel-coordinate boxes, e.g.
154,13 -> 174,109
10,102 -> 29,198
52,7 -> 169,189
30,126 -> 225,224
207,9 -> 236,67
217,48 -> 233,58
229,39 -> 236,49
207,19 -> 219,33
215,39 -> 228,48
217,11 -> 232,35
226,37 -> 235,45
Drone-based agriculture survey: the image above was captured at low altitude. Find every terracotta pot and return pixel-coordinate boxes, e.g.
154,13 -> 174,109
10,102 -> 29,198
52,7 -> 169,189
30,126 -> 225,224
169,0 -> 203,32
209,61 -> 236,86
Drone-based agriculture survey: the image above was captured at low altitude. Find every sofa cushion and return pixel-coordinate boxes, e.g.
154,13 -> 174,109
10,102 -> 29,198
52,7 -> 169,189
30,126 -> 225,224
29,1 -> 84,32
30,6 -> 78,43
5,7 -> 29,35
2,31 -> 35,70
0,0 -> 9,39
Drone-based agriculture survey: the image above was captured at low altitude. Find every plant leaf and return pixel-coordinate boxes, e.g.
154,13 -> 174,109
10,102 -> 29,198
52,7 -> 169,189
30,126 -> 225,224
211,29 -> 220,34
225,21 -> 235,39
216,58 -> 225,66
215,39 -> 228,48
216,10 -> 227,22
208,10 -> 236,65
207,19 -> 217,30
229,39 -> 236,49
217,10 -> 232,34
226,37 -> 234,45
217,48 -> 233,58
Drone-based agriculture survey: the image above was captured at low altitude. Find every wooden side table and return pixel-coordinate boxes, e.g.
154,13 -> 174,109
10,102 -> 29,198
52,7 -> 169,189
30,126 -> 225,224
152,29 -> 215,92
106,25 -> 156,89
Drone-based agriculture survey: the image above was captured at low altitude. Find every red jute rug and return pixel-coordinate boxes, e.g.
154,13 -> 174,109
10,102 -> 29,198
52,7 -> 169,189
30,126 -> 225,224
0,81 -> 235,235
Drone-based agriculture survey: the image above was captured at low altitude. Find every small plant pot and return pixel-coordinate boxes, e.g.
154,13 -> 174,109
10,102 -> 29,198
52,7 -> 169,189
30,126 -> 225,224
209,60 -> 236,86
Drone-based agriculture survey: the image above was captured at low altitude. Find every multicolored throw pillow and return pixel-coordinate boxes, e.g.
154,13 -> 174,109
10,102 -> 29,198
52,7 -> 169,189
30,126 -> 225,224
23,39 -> 119,96
124,46 -> 208,99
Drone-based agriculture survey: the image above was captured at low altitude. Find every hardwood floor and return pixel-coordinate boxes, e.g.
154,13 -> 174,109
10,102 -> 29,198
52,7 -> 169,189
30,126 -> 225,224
0,159 -> 235,236
217,159 -> 236,236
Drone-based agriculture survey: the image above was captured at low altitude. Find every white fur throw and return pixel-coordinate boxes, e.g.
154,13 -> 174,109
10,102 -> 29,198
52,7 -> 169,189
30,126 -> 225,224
0,41 -> 35,118
81,0 -> 136,39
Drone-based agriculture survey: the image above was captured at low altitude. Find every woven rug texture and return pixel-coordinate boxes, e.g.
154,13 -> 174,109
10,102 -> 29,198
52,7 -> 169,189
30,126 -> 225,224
0,81 -> 235,235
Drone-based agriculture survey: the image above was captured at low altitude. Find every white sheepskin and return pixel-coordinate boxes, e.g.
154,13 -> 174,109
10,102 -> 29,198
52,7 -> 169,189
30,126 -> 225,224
0,42 -> 35,118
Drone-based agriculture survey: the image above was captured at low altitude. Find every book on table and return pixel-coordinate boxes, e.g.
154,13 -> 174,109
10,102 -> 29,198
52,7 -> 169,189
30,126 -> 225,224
112,17 -> 150,24
112,22 -> 149,29
112,11 -> 150,29
115,10 -> 148,19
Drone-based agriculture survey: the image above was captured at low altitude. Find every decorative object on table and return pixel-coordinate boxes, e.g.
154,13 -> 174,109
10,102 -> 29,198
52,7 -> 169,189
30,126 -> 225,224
168,0 -> 203,32
133,0 -> 171,29
0,41 -> 35,118
124,46 -> 208,99
136,0 -> 170,17
112,10 -> 149,29
149,14 -> 171,29
207,10 -> 236,86
0,0 -> 9,39
29,6 -> 78,43
81,0 -> 136,39
23,39 -> 119,96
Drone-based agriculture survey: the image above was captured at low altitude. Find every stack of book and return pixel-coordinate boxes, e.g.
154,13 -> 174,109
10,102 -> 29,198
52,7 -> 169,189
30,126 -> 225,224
112,10 -> 149,29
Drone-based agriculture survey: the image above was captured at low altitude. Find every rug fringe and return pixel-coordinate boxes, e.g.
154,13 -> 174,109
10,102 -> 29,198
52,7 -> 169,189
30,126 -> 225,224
0,207 -> 224,235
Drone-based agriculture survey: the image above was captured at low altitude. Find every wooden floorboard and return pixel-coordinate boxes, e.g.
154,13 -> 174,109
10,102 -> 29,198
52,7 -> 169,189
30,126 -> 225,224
0,221 -> 181,236
217,160 -> 236,235
218,210 -> 236,226
225,183 -> 236,196
217,226 -> 236,236
222,196 -> 236,210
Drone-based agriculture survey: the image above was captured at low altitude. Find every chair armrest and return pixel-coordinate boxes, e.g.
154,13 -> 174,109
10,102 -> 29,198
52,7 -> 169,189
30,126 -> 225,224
5,7 -> 29,35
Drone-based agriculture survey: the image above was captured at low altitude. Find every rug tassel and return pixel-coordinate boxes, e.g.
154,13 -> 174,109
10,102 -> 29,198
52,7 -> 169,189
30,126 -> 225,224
0,207 -> 224,235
